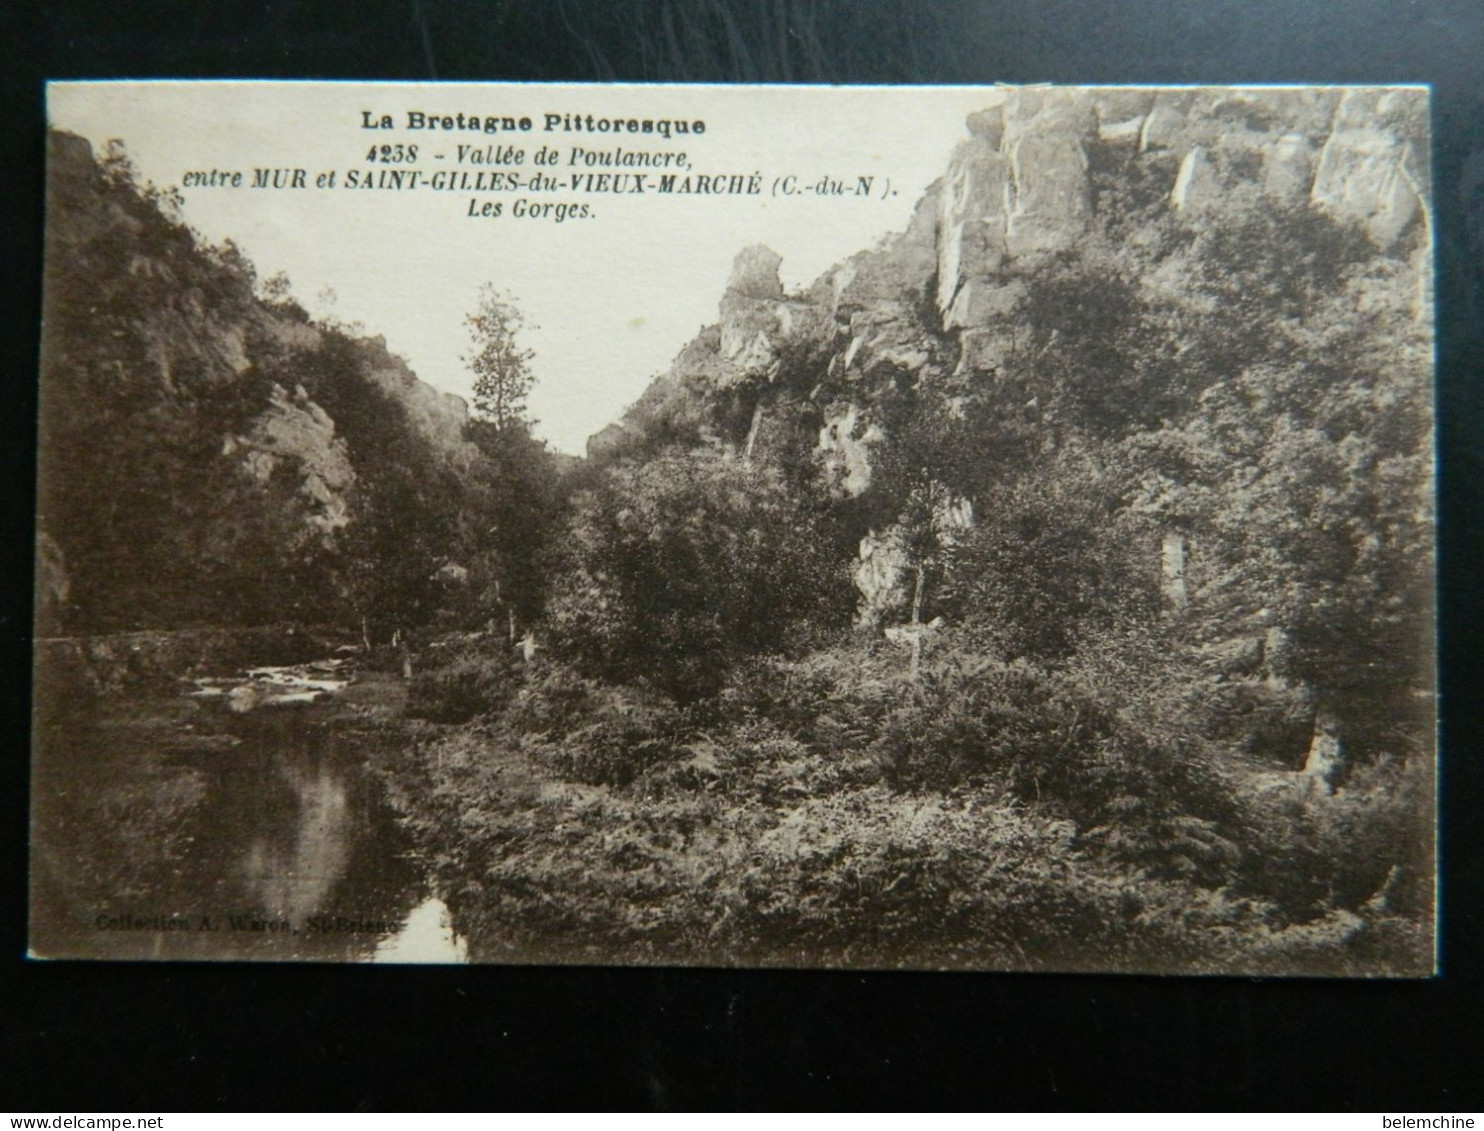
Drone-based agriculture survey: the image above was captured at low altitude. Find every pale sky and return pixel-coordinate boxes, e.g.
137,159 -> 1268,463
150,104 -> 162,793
49,82 -> 1003,453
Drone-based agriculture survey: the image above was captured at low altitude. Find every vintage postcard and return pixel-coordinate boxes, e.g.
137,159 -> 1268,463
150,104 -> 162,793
31,82 -> 1436,972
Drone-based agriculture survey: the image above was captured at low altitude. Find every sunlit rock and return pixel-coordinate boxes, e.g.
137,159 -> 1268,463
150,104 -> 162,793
1310,89 -> 1423,248
234,382 -> 354,534
854,526 -> 911,628
1002,108 -> 1093,260
1171,146 -> 1224,214
818,402 -> 883,496
1262,132 -> 1318,201
937,139 -> 1012,321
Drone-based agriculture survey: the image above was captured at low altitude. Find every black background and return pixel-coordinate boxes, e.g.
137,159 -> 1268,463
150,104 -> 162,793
3,0 -> 1482,1111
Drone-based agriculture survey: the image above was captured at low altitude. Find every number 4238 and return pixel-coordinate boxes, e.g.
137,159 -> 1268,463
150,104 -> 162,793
366,144 -> 419,163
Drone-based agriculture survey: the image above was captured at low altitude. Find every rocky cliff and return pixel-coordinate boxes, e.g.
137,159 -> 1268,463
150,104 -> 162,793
608,86 -> 1427,451
38,131 -> 486,634
586,87 -> 1432,775
599,83 -> 1428,537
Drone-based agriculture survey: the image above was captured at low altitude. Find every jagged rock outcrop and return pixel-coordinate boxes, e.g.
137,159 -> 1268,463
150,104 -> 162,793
38,130 -> 497,632
592,188 -> 945,468
854,526 -> 912,629
605,85 -> 1427,422
598,87 -> 1427,511
717,245 -> 832,383
1002,93 -> 1096,260
824,194 -> 946,395
936,86 -> 1426,334
1310,89 -> 1427,248
592,89 -> 1429,652
1262,132 -> 1318,201
818,403 -> 883,495
1170,146 -> 1225,213
227,382 -> 355,535
357,342 -> 481,468
566,87 -> 1428,797
586,419 -> 644,461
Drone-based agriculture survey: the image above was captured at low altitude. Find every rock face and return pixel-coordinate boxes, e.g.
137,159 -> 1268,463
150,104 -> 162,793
607,86 -> 1427,430
358,342 -> 480,468
1310,89 -> 1427,248
727,244 -> 785,300
1002,95 -> 1094,260
717,245 -> 830,384
593,87 -> 1428,628
818,403 -> 883,495
586,419 -> 644,461
936,87 -> 1426,332
38,130 -> 494,632
853,487 -> 973,628
230,383 -> 355,535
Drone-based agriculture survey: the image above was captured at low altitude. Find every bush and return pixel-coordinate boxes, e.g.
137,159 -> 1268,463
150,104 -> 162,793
543,449 -> 854,700
503,662 -> 684,786
385,630 -> 1430,973
405,638 -> 518,723
1232,755 -> 1435,920
637,714 -> 881,806
853,636 -> 1245,885
715,645 -> 902,750
939,444 -> 1164,665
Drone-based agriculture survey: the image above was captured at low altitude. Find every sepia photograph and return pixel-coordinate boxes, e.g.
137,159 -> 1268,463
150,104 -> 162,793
30,81 -> 1436,975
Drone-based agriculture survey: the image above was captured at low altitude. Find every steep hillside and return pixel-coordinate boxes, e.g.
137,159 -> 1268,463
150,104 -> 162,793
34,90 -> 1437,974
37,131 -> 504,638
391,87 -> 1438,972
587,87 -> 1433,772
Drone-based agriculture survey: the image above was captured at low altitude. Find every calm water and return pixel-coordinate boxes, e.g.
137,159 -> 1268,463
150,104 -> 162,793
31,684 -> 466,964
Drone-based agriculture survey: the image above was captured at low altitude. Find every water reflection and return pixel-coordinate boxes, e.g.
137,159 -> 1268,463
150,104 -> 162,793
375,898 -> 468,964
31,684 -> 466,964
236,731 -> 355,927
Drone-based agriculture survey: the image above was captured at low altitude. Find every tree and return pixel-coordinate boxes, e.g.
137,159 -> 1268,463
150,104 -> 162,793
464,286 -> 536,430
544,449 -> 854,700
464,418 -> 565,636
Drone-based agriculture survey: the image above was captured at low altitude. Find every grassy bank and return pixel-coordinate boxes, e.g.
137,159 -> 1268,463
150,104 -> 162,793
373,634 -> 1433,975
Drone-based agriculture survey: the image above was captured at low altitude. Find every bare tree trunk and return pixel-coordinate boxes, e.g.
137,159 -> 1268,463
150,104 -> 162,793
743,401 -> 766,465
1302,704 -> 1342,793
1161,531 -> 1188,609
909,564 -> 925,684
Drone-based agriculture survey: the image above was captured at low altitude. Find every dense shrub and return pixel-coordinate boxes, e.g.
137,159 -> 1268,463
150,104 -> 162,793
395,719 -> 1422,973
937,444 -> 1165,664
376,94 -> 1430,973
501,662 -> 685,786
543,449 -> 854,700
1232,756 -> 1435,920
860,640 -> 1240,883
637,714 -> 882,806
404,637 -> 519,724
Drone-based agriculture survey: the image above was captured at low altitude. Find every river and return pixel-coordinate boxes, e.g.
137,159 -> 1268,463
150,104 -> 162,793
29,661 -> 466,964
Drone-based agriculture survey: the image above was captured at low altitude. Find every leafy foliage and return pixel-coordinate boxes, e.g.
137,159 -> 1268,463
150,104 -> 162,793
42,94 -> 1436,974
385,97 -> 1436,974
405,635 -> 521,724
544,449 -> 855,699
464,286 -> 536,430
38,132 -> 564,641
